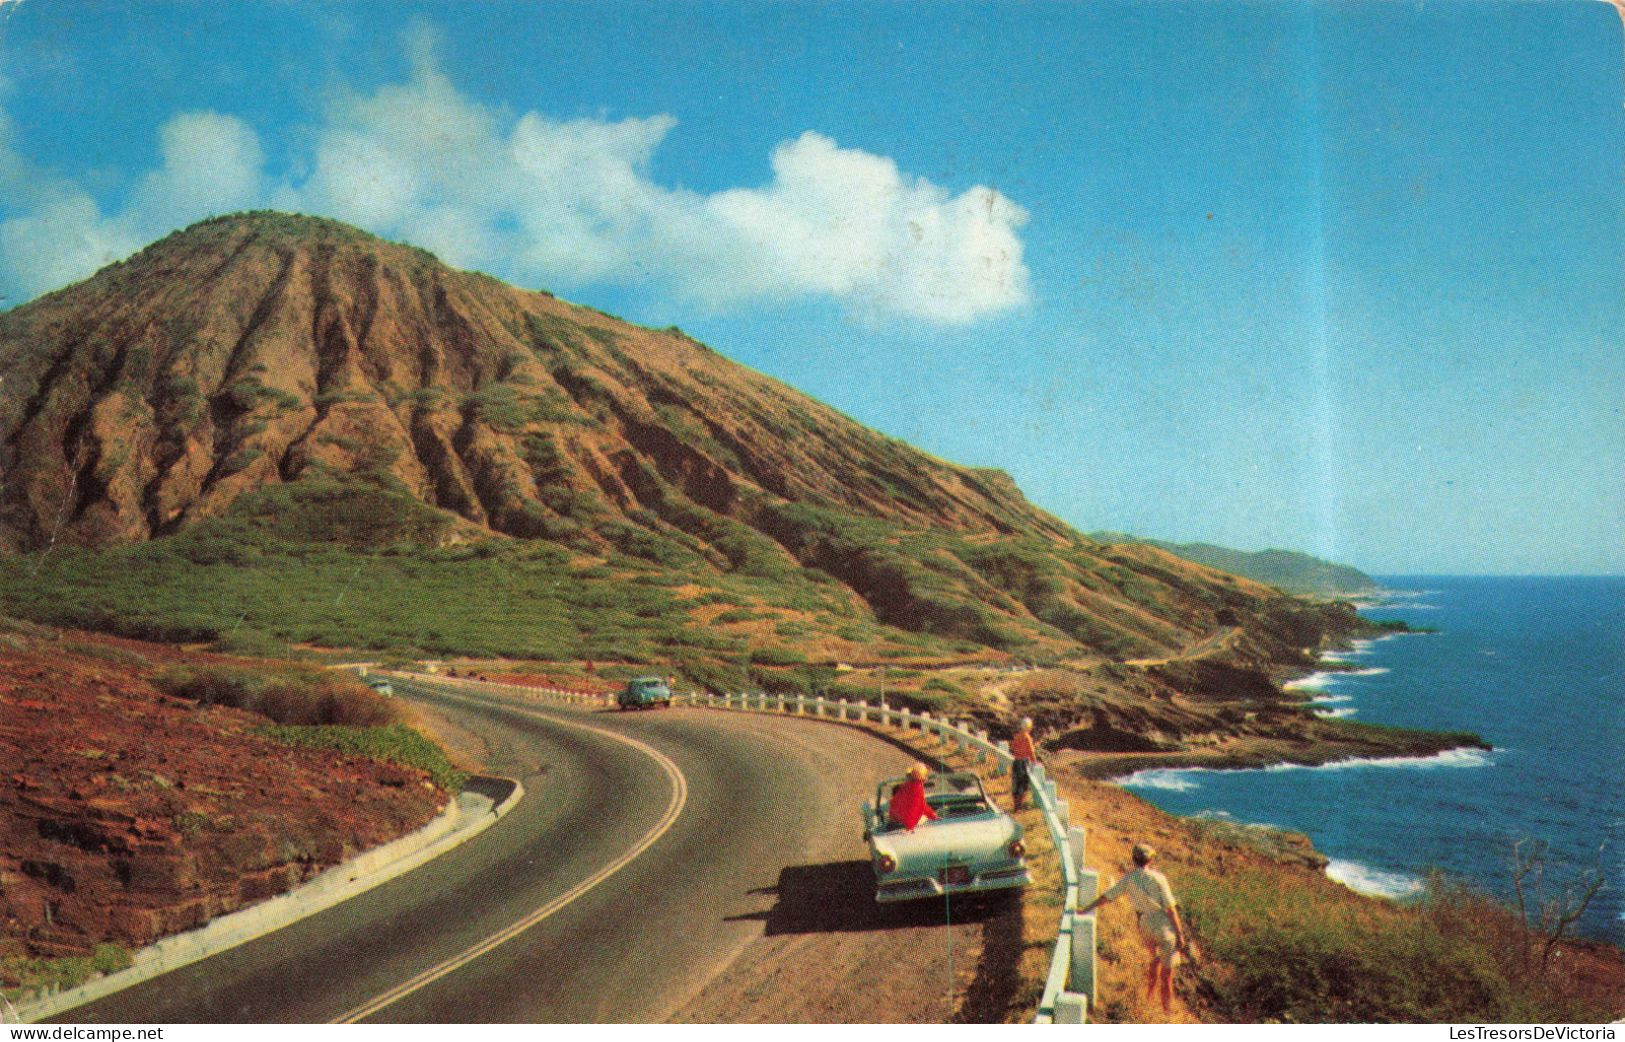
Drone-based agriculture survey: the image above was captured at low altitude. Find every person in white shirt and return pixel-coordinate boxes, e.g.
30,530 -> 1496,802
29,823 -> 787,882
1077,842 -> 1188,1015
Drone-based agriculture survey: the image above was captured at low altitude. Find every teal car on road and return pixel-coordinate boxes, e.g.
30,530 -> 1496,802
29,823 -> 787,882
618,676 -> 672,710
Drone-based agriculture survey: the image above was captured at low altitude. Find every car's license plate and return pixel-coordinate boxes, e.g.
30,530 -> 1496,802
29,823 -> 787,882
940,865 -> 971,886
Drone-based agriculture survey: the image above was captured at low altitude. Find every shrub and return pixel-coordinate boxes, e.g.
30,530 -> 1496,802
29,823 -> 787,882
253,723 -> 465,792
60,641 -> 151,667
153,664 -> 397,727
748,645 -> 808,667
1,944 -> 133,1002
207,628 -> 295,658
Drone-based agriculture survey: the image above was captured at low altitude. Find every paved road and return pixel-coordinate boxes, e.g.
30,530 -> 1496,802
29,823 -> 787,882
62,678 -> 953,1023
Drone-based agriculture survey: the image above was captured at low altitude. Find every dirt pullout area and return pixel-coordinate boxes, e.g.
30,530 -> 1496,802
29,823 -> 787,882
666,715 -> 1006,1025
0,630 -> 443,965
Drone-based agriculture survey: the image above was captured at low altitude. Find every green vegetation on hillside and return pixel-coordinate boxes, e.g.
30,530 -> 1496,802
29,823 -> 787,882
0,482 -> 963,666
1,944 -> 133,1004
1178,867 -> 1619,1023
0,477 -> 1289,672
253,724 -> 466,792
1089,533 -> 1380,596
149,661 -> 464,789
152,662 -> 396,727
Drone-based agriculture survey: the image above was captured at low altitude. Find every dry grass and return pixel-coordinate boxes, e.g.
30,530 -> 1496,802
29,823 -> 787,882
1049,771 -> 1625,1024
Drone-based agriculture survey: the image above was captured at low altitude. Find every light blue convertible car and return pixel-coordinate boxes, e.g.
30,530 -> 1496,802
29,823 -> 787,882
862,772 -> 1030,903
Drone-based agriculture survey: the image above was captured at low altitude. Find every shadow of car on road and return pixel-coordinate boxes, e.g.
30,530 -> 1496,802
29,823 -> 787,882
726,860 -> 1019,935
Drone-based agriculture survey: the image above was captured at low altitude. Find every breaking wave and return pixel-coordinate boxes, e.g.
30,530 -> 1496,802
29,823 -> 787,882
1261,747 -> 1495,773
1327,859 -> 1426,899
1115,769 -> 1201,792
1112,747 -> 1495,790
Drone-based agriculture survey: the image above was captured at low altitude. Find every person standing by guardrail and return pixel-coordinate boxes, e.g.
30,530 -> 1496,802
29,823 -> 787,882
1077,843 -> 1187,1016
1009,717 -> 1040,811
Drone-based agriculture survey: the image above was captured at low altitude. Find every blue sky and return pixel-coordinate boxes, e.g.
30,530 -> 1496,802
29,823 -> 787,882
0,0 -> 1620,574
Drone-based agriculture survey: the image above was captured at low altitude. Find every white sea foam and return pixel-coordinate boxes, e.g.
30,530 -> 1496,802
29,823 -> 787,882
1314,707 -> 1356,718
1309,694 -> 1353,704
1326,859 -> 1426,899
1289,665 -> 1386,691
1284,672 -> 1336,692
1374,588 -> 1437,602
1111,746 -> 1495,789
1115,769 -> 1201,792
1262,747 -> 1494,772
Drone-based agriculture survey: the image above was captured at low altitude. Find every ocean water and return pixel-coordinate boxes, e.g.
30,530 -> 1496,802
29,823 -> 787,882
1117,576 -> 1624,944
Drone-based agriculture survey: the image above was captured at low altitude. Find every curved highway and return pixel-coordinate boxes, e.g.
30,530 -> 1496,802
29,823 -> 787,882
61,678 -> 999,1023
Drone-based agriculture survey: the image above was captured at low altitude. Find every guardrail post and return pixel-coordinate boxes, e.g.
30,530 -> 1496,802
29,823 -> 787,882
994,740 -> 1011,776
838,698 -> 849,721
1068,825 -> 1087,873
1054,991 -> 1088,1024
794,694 -> 806,715
775,694 -> 785,713
1078,869 -> 1099,904
1054,798 -> 1070,826
1044,779 -> 1059,805
1071,913 -> 1098,1010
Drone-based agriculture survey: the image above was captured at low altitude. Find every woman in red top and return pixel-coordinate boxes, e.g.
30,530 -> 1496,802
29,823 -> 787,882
1009,717 -> 1040,811
887,763 -> 939,831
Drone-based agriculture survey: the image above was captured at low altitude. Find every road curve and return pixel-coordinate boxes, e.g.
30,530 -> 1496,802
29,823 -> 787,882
61,678 -> 993,1023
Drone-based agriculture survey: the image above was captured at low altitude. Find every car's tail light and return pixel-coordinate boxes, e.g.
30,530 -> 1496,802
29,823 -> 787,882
1008,840 -> 1026,859
878,854 -> 897,874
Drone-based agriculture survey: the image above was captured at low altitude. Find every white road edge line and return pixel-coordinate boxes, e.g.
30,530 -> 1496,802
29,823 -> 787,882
333,683 -> 689,1024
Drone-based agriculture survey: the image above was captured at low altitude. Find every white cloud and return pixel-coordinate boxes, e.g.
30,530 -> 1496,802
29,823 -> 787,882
0,192 -> 140,303
130,111 -> 266,230
0,41 -> 1031,323
0,108 -> 263,302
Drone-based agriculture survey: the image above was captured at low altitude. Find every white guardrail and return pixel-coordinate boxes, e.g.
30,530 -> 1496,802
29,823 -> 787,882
382,671 -> 1099,1023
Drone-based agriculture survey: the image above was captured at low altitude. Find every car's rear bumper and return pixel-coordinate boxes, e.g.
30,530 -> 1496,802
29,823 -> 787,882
874,865 -> 1031,903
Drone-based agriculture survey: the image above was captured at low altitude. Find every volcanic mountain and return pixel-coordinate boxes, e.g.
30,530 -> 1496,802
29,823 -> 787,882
0,212 -> 1472,759
0,212 -> 1063,550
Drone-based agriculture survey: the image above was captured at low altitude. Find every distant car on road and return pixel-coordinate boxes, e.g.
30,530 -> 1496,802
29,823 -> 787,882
618,676 -> 672,710
365,677 -> 394,698
862,771 -> 1030,903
